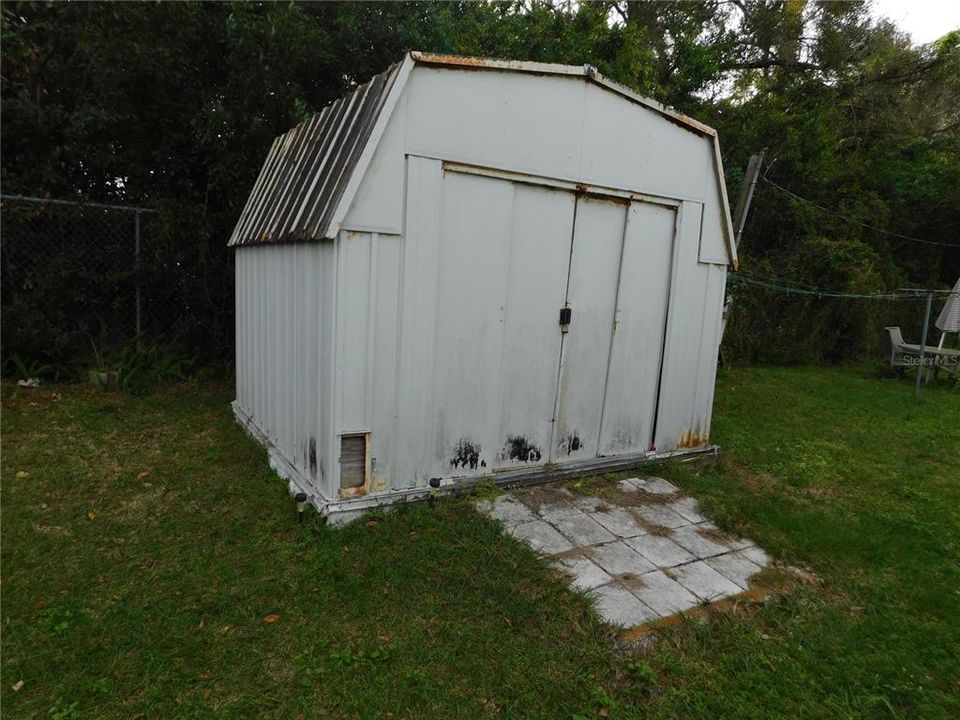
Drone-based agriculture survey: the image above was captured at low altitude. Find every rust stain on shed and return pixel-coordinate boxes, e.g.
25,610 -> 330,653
677,425 -> 709,449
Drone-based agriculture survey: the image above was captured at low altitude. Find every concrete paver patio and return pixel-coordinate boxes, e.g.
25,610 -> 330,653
476,477 -> 770,629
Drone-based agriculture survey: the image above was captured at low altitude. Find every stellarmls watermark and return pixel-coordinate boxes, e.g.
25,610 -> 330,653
901,355 -> 959,367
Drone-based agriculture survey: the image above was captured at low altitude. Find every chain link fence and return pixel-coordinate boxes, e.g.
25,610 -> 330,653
1,195 -> 233,379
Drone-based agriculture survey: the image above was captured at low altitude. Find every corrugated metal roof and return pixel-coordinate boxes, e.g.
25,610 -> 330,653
228,62 -> 402,246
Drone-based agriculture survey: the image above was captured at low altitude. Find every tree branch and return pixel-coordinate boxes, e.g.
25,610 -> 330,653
722,59 -> 821,71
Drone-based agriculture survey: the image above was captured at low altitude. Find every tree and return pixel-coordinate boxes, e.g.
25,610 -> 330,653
2,1 -> 957,366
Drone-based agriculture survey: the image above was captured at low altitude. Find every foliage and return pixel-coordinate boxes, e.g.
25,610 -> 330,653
1,1 -> 958,365
113,342 -> 197,394
0,200 -> 141,368
2,351 -> 85,384
3,352 -> 53,382
1,366 -> 958,717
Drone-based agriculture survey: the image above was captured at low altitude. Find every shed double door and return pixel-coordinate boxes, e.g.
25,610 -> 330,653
422,163 -> 675,476
553,195 -> 677,462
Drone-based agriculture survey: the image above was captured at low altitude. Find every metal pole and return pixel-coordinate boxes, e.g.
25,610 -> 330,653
915,292 -> 933,398
720,149 -> 766,349
732,149 -> 767,250
135,210 -> 142,351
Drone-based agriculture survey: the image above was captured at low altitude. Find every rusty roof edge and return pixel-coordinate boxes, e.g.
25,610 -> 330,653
410,51 -> 587,77
588,72 -> 717,138
408,51 -> 718,139
228,135 -> 281,246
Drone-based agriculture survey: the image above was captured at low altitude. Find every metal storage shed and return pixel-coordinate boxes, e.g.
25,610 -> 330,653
230,52 -> 737,523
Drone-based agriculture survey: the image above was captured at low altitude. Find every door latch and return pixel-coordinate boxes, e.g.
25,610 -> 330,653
559,306 -> 572,332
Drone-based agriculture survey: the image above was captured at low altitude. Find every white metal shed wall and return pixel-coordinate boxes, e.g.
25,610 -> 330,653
344,67 -> 724,232
335,65 -> 730,484
334,230 -> 403,494
234,243 -> 336,496
235,57 -> 734,510
332,190 -> 725,494
655,204 -> 728,450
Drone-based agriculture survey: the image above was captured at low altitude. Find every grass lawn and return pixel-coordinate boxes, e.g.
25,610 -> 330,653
2,366 -> 958,719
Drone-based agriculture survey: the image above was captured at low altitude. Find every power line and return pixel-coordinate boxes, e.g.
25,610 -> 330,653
728,272 -> 957,300
758,174 -> 960,248
735,268 -> 899,295
736,269 -> 831,293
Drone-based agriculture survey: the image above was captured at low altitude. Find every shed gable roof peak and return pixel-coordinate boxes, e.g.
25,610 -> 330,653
408,52 -> 718,138
229,51 -> 735,265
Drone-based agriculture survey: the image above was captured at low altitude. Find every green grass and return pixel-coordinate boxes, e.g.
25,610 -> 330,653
2,367 -> 958,718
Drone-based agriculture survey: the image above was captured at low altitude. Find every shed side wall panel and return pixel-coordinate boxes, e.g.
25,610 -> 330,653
235,244 -> 335,493
698,142 -> 731,265
336,232 -> 373,434
654,202 -> 723,451
430,172 -> 516,478
334,230 -> 402,493
341,91 -> 407,234
369,234 -> 403,490
317,242 -> 336,497
695,264 -> 728,441
393,157 -> 444,487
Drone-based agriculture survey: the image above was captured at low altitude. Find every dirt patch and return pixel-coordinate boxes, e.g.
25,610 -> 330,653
617,573 -> 645,587
553,546 -> 590,562
115,484 -> 171,524
627,510 -> 672,536
587,500 -> 613,513
719,456 -> 777,493
514,486 -> 574,513
568,477 -> 684,508
784,564 -> 822,587
626,489 -> 684,505
746,565 -> 797,594
696,525 -> 741,547
619,586 -> 770,644
261,656 -> 295,684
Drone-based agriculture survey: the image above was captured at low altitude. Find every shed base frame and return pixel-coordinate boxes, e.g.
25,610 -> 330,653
232,401 -> 721,526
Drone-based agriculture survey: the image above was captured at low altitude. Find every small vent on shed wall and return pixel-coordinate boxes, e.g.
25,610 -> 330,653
339,434 -> 368,490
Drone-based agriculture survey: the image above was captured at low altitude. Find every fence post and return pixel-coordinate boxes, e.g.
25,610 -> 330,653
915,291 -> 933,399
135,210 -> 142,351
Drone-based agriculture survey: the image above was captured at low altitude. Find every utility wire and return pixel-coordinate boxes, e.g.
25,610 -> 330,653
728,272 -> 957,300
758,173 -> 960,248
736,269 -> 833,293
